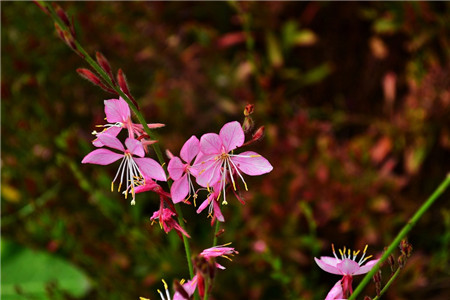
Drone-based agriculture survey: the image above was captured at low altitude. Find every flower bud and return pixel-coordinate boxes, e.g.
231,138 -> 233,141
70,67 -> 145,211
117,69 -> 139,110
400,239 -> 413,258
398,254 -> 406,268
77,68 -> 117,94
54,4 -> 70,28
388,253 -> 396,273
96,52 -> 115,84
252,126 -> 265,142
364,297 -> 372,300
242,116 -> 254,133
244,104 -> 254,116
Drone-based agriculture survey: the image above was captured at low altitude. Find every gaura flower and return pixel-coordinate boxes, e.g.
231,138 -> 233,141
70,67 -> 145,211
196,182 -> 225,225
150,207 -> 190,238
167,135 -> 200,203
315,244 -> 379,298
200,243 -> 238,270
194,121 -> 273,204
141,277 -> 198,300
92,97 -> 164,147
82,133 -> 166,205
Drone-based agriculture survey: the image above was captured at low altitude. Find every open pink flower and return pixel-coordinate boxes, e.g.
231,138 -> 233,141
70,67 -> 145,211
82,133 -> 166,205
92,97 -> 164,147
200,244 -> 238,270
167,135 -> 200,203
196,182 -> 225,225
194,121 -> 273,204
149,276 -> 197,300
315,244 -> 379,298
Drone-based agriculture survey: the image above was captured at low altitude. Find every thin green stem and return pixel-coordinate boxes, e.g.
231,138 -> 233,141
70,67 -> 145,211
41,2 -> 195,282
373,267 -> 402,300
348,173 -> 450,300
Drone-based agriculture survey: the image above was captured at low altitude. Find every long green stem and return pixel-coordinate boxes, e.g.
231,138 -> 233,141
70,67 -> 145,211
373,267 -> 402,300
41,2 -> 195,281
212,220 -> 221,247
348,173 -> 450,299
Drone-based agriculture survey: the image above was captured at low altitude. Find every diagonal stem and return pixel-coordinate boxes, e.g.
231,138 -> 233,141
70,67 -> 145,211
348,173 -> 450,299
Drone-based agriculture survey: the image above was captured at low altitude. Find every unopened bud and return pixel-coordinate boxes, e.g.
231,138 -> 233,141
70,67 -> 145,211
117,69 -> 139,110
398,254 -> 406,268
252,126 -> 265,142
215,228 -> 225,238
54,22 -> 66,42
244,104 -> 254,116
364,297 -> 372,300
166,149 -> 174,160
54,4 -> 70,28
96,52 -> 115,84
33,1 -> 49,15
388,254 -> 395,273
63,30 -> 77,50
400,239 -> 413,258
77,68 -> 117,94
242,116 -> 254,133
372,270 -> 382,283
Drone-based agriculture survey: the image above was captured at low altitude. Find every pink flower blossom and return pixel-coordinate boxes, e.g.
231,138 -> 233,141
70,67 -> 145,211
149,277 -> 198,300
92,97 -> 164,147
200,244 -> 238,270
315,244 -> 379,298
82,133 -> 166,205
194,121 -> 273,204
150,207 -> 190,238
167,135 -> 200,203
325,280 -> 346,300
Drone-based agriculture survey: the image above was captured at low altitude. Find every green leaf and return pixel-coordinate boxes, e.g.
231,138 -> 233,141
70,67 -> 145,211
1,239 -> 91,299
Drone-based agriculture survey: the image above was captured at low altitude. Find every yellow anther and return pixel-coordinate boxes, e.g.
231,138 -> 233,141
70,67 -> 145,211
162,279 -> 168,290
348,249 -> 351,257
339,249 -> 344,257
180,279 -> 186,285
118,182 -> 122,192
111,182 -> 114,192
243,181 -> 248,191
363,244 -> 368,254
250,155 -> 261,158
332,244 -> 336,254
354,250 -> 360,257
222,255 -> 232,261
232,180 -> 237,191
361,255 -> 373,263
139,297 -> 150,300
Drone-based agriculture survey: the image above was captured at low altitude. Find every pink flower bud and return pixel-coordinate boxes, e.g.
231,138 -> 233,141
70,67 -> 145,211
117,69 -> 139,110
96,52 -> 115,84
54,4 -> 70,28
76,68 -> 117,94
244,103 -> 254,116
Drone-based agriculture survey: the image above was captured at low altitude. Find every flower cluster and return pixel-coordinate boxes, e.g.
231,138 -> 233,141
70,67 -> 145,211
168,121 -> 273,224
315,244 -> 379,299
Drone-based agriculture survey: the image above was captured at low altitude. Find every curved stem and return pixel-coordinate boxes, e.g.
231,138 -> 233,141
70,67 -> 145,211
348,173 -> 450,300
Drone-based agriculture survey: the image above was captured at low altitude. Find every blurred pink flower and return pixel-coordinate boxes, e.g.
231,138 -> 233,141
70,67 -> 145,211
92,97 -> 164,147
148,277 -> 197,300
325,280 -> 346,300
194,121 -> 273,204
200,244 -> 238,270
82,134 -> 166,205
168,135 -> 200,203
315,244 -> 379,298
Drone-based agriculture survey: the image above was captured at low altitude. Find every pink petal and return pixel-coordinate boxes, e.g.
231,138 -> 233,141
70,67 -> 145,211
180,135 -> 200,164
97,134 -> 125,152
219,121 -> 244,152
199,133 -> 223,155
168,157 -> 185,181
213,199 -> 224,222
353,259 -> 380,275
196,196 -> 211,214
195,159 -> 222,188
134,157 -> 167,181
320,256 -> 341,267
337,259 -> 360,275
92,127 -> 122,147
325,280 -> 345,300
314,257 -> 341,275
104,98 -> 130,123
170,174 -> 189,203
173,275 -> 197,300
82,148 -> 123,165
230,151 -> 273,175
125,138 -> 145,157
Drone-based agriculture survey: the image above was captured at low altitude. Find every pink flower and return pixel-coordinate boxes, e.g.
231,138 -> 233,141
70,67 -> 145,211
196,182 -> 225,225
82,133 -> 166,205
150,207 -> 190,238
150,277 -> 198,300
194,121 -> 273,204
92,97 -> 164,147
167,136 -> 200,203
200,244 -> 238,270
315,244 -> 379,298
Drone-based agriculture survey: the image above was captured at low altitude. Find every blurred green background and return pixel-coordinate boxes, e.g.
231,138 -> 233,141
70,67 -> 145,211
2,2 -> 450,299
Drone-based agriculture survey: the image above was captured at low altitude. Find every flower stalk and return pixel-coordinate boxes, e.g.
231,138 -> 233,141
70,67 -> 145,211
348,173 -> 450,299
